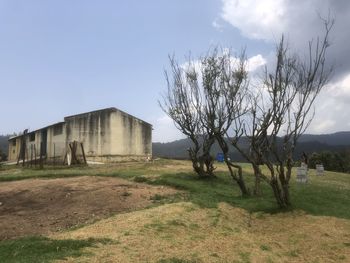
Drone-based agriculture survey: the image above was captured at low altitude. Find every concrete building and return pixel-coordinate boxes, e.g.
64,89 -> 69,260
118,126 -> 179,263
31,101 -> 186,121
8,108 -> 152,163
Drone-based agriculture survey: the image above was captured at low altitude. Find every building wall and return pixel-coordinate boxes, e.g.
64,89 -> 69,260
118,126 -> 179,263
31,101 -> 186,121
7,108 -> 152,163
8,130 -> 50,162
65,109 -> 112,158
27,131 -> 40,159
110,110 -> 152,157
47,124 -> 66,159
8,137 -> 21,161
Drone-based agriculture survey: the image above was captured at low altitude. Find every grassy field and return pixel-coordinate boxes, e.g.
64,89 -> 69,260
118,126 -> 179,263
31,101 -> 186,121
0,159 -> 349,262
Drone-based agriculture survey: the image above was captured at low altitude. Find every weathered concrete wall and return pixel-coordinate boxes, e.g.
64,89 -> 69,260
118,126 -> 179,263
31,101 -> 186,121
26,131 -> 40,159
8,137 -> 21,161
47,124 -> 66,159
64,109 -> 112,157
8,129 -> 52,162
7,108 -> 152,163
110,110 -> 152,157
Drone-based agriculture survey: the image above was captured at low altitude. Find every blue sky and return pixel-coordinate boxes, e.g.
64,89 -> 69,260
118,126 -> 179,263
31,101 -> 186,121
1,1 -> 349,142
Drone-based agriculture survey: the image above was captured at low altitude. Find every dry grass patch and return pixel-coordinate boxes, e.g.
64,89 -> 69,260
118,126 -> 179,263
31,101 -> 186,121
54,202 -> 350,263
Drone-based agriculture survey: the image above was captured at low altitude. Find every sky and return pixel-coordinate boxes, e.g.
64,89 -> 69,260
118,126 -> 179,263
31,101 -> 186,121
0,0 -> 349,142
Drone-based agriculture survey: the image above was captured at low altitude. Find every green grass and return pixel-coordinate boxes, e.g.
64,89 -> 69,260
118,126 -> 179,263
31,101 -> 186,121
1,160 -> 350,219
0,160 -> 349,262
260,244 -> 271,251
0,162 -> 158,182
147,169 -> 350,219
149,172 -> 278,211
134,175 -> 149,182
0,236 -> 112,263
0,165 -> 92,182
0,165 -> 141,182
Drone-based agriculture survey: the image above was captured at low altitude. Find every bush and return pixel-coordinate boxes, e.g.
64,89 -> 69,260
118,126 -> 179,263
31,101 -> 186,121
309,150 -> 350,173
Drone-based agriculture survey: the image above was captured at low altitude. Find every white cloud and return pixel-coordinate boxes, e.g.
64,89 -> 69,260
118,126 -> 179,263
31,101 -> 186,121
327,74 -> 350,103
311,119 -> 336,134
221,0 -> 286,40
182,53 -> 266,73
247,54 -> 266,72
308,73 -> 350,134
220,0 -> 336,43
219,0 -> 350,134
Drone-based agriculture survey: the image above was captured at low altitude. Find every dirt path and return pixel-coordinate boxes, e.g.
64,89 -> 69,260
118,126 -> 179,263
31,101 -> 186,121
0,176 -> 178,240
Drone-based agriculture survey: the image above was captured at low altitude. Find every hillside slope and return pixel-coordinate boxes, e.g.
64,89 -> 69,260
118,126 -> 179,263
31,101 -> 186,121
152,131 -> 350,159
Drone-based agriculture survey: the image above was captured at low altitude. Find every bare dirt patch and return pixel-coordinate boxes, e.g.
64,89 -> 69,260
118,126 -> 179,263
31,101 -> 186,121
0,176 -> 178,240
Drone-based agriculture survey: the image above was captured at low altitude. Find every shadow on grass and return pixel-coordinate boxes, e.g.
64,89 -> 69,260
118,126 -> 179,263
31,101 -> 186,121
1,164 -> 349,220
147,172 -> 350,220
0,236 -> 112,263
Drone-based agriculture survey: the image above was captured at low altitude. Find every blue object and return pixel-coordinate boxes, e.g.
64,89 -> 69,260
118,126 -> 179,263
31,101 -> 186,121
216,153 -> 224,162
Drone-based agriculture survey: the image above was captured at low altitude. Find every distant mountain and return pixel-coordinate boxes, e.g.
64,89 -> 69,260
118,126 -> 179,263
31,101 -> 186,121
152,131 -> 350,160
298,131 -> 350,146
2,131 -> 350,161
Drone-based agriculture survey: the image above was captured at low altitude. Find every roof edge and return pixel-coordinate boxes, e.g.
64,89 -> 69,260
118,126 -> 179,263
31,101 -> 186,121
64,107 -> 152,127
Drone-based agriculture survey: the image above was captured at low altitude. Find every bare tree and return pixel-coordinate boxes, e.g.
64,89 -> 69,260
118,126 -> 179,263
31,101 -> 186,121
227,89 -> 267,196
160,17 -> 332,204
160,56 -> 216,178
231,18 -> 334,207
199,49 -> 251,196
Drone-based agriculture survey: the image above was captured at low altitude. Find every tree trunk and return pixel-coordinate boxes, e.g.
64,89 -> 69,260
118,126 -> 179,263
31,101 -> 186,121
270,178 -> 290,208
201,136 -> 216,177
252,164 -> 263,196
189,148 -> 215,178
281,183 -> 291,206
215,135 -> 250,196
225,156 -> 250,196
236,171 -> 250,196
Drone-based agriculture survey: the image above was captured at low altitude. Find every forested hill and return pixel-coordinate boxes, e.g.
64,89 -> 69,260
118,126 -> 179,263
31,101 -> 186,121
1,131 -> 350,161
298,131 -> 350,145
152,131 -> 350,160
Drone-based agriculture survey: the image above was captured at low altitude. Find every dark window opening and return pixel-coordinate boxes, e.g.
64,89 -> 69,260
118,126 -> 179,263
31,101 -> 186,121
29,133 -> 35,141
12,140 -> 16,146
53,124 -> 63,136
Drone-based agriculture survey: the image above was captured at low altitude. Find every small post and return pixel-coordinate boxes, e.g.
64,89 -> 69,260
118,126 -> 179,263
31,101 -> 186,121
25,145 -> 29,167
39,142 -> 43,169
80,142 -> 87,165
69,141 -> 80,165
74,141 -> 80,164
30,144 -> 33,167
63,152 -> 67,165
67,152 -> 71,166
17,143 -> 21,165
22,144 -> 25,167
53,143 -> 56,166
34,144 -> 37,167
